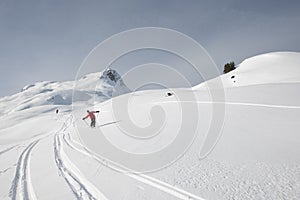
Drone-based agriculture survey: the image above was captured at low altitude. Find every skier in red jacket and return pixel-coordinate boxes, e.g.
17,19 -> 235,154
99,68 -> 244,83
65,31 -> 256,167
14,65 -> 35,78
82,110 -> 99,127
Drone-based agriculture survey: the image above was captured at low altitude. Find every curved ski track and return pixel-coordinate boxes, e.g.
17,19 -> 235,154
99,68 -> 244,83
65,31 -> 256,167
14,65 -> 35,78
62,128 -> 204,200
5,113 -> 204,200
0,145 -> 19,155
9,140 -> 39,200
54,131 -> 108,200
160,100 -> 300,109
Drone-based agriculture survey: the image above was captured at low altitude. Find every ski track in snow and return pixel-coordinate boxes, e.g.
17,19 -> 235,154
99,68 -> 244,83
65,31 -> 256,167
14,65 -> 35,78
0,166 -> 14,175
62,128 -> 204,200
160,101 -> 300,109
0,145 -> 19,155
215,101 -> 300,109
9,140 -> 39,200
54,130 -> 108,200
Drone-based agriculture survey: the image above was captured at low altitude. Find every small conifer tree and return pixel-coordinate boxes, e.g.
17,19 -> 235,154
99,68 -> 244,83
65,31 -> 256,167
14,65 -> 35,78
223,62 -> 236,74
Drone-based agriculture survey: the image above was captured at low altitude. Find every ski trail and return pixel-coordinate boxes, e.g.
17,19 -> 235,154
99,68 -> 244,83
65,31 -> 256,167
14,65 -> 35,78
54,133 -> 108,200
0,145 -> 18,155
9,140 -> 39,200
63,131 -> 204,200
219,101 -> 300,109
0,166 -> 14,175
159,100 -> 300,109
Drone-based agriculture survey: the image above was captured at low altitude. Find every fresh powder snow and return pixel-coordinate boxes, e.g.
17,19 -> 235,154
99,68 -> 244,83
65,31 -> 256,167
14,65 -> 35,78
0,52 -> 300,199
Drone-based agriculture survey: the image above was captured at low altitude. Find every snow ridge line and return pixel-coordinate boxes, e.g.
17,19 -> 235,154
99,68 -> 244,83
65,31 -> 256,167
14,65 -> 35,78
63,132 -> 204,200
54,133 -> 108,200
0,145 -> 18,155
9,140 -> 39,200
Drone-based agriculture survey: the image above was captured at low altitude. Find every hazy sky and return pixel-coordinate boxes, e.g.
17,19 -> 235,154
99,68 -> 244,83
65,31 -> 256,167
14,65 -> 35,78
0,0 -> 300,97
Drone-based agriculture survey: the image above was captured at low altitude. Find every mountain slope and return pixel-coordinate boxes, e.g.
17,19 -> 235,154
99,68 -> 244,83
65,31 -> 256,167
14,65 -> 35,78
194,51 -> 300,90
0,68 -> 130,116
0,52 -> 300,199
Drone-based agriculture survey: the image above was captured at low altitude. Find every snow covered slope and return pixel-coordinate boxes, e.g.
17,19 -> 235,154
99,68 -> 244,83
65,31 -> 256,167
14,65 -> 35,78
0,52 -> 300,199
0,68 -> 130,115
195,51 -> 300,89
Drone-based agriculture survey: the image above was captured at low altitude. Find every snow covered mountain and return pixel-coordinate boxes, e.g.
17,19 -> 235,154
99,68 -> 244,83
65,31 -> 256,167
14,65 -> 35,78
99,68 -> 131,96
0,52 -> 300,199
0,68 -> 130,115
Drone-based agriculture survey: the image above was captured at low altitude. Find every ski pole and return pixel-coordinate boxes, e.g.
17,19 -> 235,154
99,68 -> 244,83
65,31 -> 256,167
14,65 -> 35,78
83,119 -> 89,127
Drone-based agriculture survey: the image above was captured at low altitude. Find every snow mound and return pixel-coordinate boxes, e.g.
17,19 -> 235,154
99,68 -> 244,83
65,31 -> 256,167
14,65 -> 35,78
195,52 -> 300,90
21,81 -> 57,92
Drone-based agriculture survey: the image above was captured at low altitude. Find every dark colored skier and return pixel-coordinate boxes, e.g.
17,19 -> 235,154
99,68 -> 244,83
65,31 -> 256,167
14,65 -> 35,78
82,110 -> 100,127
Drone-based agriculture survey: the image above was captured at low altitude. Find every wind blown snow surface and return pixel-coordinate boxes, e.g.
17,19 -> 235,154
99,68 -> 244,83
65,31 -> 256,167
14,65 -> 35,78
0,52 -> 300,199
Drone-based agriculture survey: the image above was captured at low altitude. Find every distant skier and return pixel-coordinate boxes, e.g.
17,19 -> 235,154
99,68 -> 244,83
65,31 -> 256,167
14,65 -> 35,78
56,109 -> 59,114
82,110 -> 100,127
